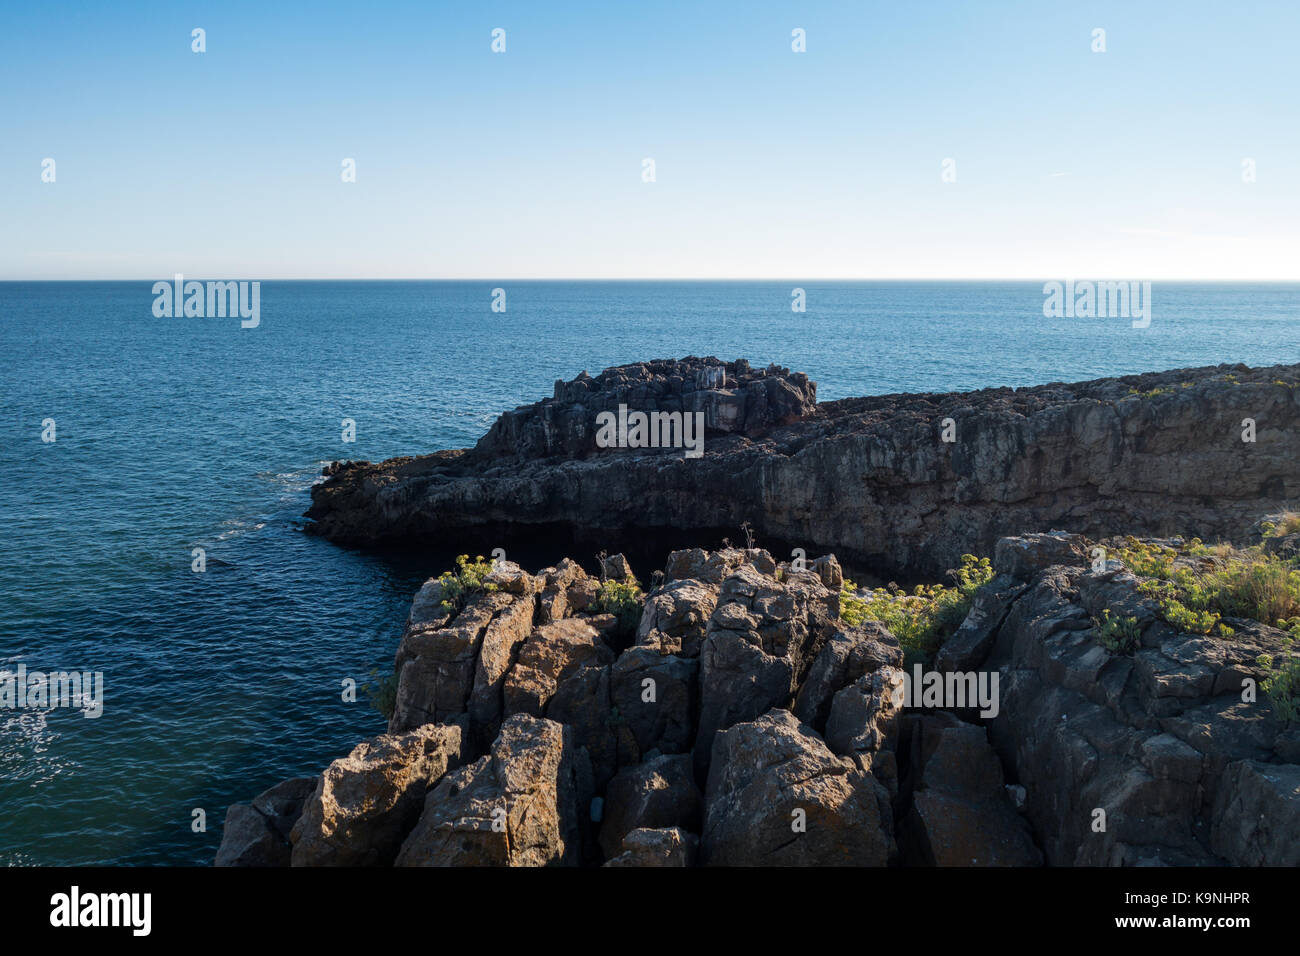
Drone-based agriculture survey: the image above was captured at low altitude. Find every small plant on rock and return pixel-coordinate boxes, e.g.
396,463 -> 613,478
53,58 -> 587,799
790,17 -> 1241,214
1094,610 -> 1142,655
363,668 -> 398,720
840,554 -> 993,662
592,577 -> 644,641
436,554 -> 498,612
1259,622 -> 1300,724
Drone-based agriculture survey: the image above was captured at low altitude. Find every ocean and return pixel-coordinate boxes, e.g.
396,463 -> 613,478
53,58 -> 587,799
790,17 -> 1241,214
2,279 -> 1298,865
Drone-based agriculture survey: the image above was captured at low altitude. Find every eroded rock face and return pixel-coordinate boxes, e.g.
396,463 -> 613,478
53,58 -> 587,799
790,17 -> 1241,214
794,623 -> 903,732
701,709 -> 896,866
290,723 -> 466,867
694,565 -> 839,777
390,586 -> 533,734
900,721 -> 1041,867
214,777 -> 317,867
306,359 -> 1300,580
223,529 -> 1300,868
394,714 -> 591,867
599,754 -> 702,859
964,533 -> 1300,866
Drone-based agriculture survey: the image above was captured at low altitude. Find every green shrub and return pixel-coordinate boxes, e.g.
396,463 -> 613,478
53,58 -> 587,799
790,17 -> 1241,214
840,555 -> 993,662
1259,623 -> 1300,724
1095,610 -> 1141,654
1203,554 -> 1300,625
436,554 -> 498,611
1262,512 -> 1300,539
592,578 -> 644,641
363,668 -> 398,720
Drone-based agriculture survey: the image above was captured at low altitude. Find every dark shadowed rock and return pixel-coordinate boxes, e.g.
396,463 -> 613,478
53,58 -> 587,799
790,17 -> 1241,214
215,777 -> 317,868
599,754 -> 702,859
1210,760 -> 1300,865
307,360 -> 1300,580
603,827 -> 698,867
824,666 -> 906,761
610,647 -> 698,765
794,623 -> 903,732
901,722 -> 1042,867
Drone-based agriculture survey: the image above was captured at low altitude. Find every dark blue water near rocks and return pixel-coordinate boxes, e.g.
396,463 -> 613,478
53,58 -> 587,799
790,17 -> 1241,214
2,280 -> 1297,864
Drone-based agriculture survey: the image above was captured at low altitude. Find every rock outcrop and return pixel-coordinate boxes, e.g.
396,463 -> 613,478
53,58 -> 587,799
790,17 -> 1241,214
394,714 -> 591,867
214,777 -> 317,868
305,358 -> 1300,580
289,722 -> 466,866
218,527 -> 1300,867
966,533 -> 1300,865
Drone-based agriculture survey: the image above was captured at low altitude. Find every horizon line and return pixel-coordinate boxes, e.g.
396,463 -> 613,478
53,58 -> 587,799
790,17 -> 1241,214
4,276 -> 1300,284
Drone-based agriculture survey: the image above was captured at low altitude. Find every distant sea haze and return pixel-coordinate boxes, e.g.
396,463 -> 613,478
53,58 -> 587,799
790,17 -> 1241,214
1,280 -> 1297,865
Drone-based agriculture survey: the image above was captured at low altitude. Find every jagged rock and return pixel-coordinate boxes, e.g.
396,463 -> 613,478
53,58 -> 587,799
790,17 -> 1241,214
793,623 -> 903,732
663,546 -> 776,586
599,754 -> 702,859
610,647 -> 698,764
934,575 -> 1027,672
701,709 -> 895,866
389,589 -> 527,733
503,619 -> 614,717
603,827 -> 698,867
472,358 -> 816,461
984,560 -> 1295,865
994,532 -> 1090,582
214,777 -> 317,867
636,578 -> 718,656
307,360 -> 1300,580
601,553 -> 634,581
407,578 -> 451,629
547,660 -> 618,790
467,584 -> 539,749
824,666 -> 905,760
537,558 -> 595,623
809,554 -> 843,590
693,565 -> 838,776
290,722 -> 466,866
901,723 -> 1042,867
395,714 -> 591,867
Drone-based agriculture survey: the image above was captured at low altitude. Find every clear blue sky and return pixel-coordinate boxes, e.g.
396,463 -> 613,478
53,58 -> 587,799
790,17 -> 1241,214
3,0 -> 1298,279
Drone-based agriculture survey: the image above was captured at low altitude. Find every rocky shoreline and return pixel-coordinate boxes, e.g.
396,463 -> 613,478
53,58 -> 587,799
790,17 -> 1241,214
215,359 -> 1300,866
304,357 -> 1300,579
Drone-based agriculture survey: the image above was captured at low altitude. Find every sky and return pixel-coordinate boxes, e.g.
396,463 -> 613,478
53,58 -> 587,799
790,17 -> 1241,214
2,0 -> 1298,280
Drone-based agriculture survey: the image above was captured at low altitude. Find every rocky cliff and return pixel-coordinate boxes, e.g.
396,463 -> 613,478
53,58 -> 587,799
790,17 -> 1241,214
217,532 -> 1300,867
304,357 -> 1300,580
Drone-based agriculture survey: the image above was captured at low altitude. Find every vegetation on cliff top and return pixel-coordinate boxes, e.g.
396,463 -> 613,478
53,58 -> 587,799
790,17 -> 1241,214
840,554 -> 995,664
1108,523 -> 1300,722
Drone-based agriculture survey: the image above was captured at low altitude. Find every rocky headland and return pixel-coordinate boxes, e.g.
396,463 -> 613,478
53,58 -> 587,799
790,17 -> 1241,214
304,356 -> 1300,579
216,359 -> 1300,867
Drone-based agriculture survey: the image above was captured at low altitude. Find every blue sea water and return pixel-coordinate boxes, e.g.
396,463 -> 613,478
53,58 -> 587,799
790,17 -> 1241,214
2,279 -> 1298,866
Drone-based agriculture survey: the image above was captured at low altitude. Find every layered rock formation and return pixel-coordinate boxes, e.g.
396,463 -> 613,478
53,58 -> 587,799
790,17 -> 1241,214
218,530 -> 1300,867
305,358 -> 1300,579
